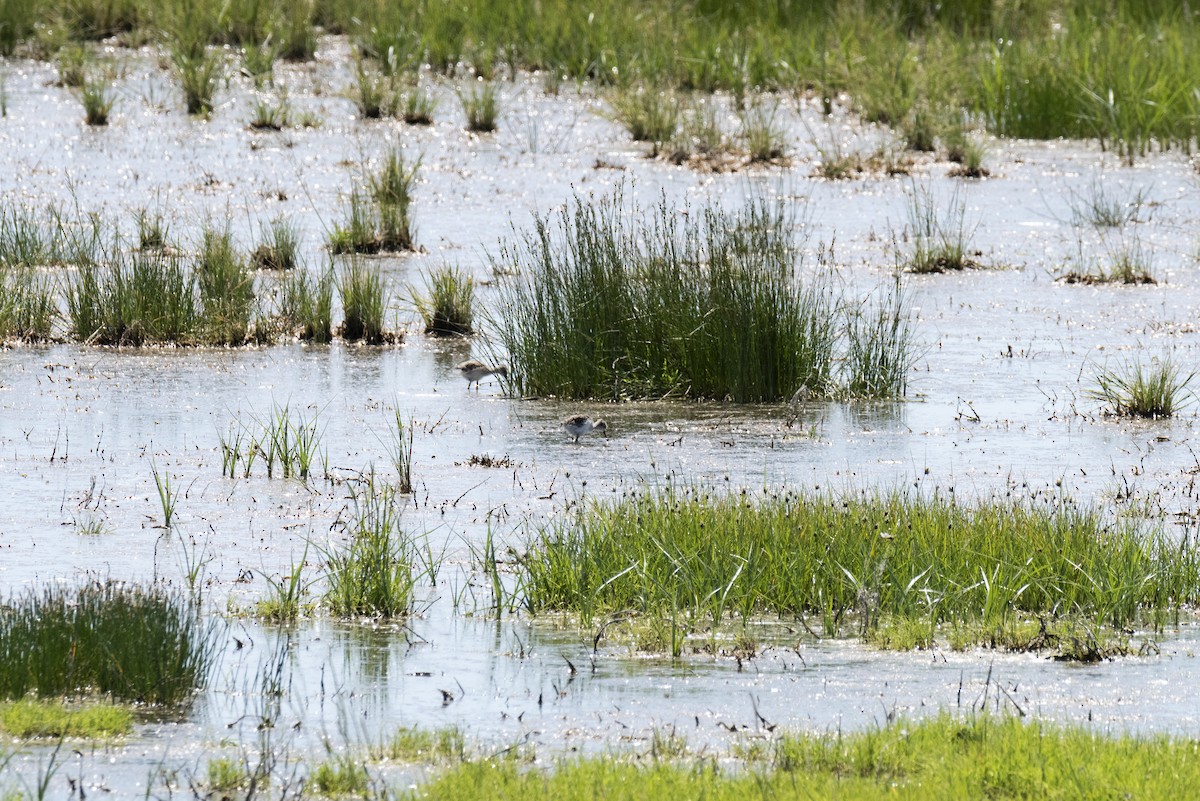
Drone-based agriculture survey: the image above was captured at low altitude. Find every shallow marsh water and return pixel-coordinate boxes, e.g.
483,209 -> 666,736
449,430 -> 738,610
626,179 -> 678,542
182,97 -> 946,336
3,38 -> 1200,795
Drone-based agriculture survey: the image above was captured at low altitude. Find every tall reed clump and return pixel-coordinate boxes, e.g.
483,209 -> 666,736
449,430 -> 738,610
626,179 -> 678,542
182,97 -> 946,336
330,149 -> 419,254
414,264 -> 474,335
0,268 -> 56,342
322,477 -> 423,618
80,72 -> 115,125
901,183 -> 977,273
66,249 -> 198,345
515,487 -> 1200,653
492,190 -> 865,402
172,45 -> 222,116
279,268 -> 334,342
1087,356 -> 1195,418
459,80 -> 497,132
844,277 -> 916,399
0,581 -> 216,705
338,258 -> 390,343
197,225 -> 255,344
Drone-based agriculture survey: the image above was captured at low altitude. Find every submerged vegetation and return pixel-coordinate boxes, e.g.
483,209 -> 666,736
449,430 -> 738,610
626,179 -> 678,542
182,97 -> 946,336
509,487 -> 1200,657
492,189 -> 915,402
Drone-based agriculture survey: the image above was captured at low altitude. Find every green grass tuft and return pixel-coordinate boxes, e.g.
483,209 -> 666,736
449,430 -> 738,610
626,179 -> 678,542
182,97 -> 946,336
1087,356 -> 1194,418
514,486 -> 1200,655
0,698 -> 133,739
492,189 -> 912,402
414,264 -> 474,336
0,581 -> 215,705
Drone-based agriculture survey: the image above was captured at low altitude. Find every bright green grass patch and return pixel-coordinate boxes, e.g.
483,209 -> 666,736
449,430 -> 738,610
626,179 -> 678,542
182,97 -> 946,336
491,189 -> 914,402
0,698 -> 133,739
1087,356 -> 1195,418
408,714 -> 1200,801
312,754 -> 370,796
371,725 -> 466,764
513,487 -> 1200,654
0,582 -> 216,705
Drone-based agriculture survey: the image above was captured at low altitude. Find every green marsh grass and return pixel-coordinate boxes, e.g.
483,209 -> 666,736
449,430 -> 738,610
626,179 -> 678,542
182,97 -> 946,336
135,208 -> 167,250
399,82 -> 436,125
1062,235 -> 1157,285
371,726 -> 466,764
493,190 -> 866,402
0,698 -> 132,739
172,46 -> 222,116
0,581 -> 215,704
901,183 -> 976,273
252,216 -> 300,270
338,258 -> 390,343
55,44 -> 89,87
322,477 -> 422,618
1087,356 -> 1195,418
331,149 -> 418,254
388,409 -> 414,494
219,403 -> 325,480
197,224 -> 254,344
844,278 -> 917,399
1068,178 -> 1150,228
0,268 -> 56,342
255,549 -> 313,623
279,267 -> 334,342
79,73 -> 114,125
414,264 -> 474,336
312,754 -> 370,796
369,148 -> 419,250
609,85 -> 677,151
459,80 -> 498,132
151,460 -> 178,528
66,250 -> 198,345
249,95 -> 288,129
515,487 -> 1200,654
945,130 -> 989,177
241,39 -> 279,87
351,59 -> 395,118
411,714 -> 1200,801
206,756 -> 250,791
739,100 -> 787,163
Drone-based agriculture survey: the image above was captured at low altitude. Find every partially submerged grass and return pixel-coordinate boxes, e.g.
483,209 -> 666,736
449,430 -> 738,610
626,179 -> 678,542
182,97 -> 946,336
172,45 -> 222,116
1067,177 -> 1151,228
79,72 -> 114,125
312,754 -> 370,796
1087,356 -> 1195,418
492,189 -> 913,401
220,403 -> 326,481
1061,236 -> 1157,285
388,409 -> 414,494
413,264 -> 474,336
66,249 -> 198,345
0,698 -> 133,739
255,548 -> 313,623
322,477 -> 425,618
252,216 -> 301,270
0,268 -> 56,342
738,100 -> 787,163
351,59 -> 395,118
338,258 -> 391,343
331,149 -> 418,254
399,81 -> 436,125
0,581 -> 215,704
609,85 -> 677,151
197,224 -> 255,344
512,487 -> 1200,656
900,183 -> 977,273
278,267 -> 334,342
459,80 -> 498,132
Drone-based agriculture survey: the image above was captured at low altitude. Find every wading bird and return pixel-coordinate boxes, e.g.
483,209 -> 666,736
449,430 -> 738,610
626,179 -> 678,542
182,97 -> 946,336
456,360 -> 508,390
562,415 -> 607,443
